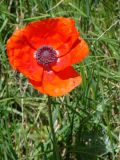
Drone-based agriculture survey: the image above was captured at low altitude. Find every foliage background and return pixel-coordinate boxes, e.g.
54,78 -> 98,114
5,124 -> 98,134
0,0 -> 120,159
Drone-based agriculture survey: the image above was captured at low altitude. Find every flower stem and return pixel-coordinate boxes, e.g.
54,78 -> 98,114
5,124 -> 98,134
48,96 -> 60,160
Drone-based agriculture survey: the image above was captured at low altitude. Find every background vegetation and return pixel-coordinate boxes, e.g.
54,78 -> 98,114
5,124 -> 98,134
0,0 -> 119,159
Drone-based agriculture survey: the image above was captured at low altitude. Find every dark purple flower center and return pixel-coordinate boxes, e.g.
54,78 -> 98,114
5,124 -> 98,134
35,46 -> 57,65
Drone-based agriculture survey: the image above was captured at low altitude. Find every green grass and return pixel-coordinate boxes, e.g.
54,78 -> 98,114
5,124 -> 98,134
0,0 -> 120,159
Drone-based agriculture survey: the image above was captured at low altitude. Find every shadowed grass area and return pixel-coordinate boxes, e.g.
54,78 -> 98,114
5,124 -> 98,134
0,0 -> 119,160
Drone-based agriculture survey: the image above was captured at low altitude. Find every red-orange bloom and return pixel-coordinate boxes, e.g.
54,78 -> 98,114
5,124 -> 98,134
6,17 -> 89,96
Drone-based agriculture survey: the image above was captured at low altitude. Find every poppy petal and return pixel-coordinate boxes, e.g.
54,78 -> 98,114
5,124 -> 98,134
7,29 -> 43,81
50,53 -> 71,72
51,38 -> 89,72
56,31 -> 79,57
29,79 -> 45,94
29,67 -> 82,97
23,17 -> 79,51
70,38 -> 89,64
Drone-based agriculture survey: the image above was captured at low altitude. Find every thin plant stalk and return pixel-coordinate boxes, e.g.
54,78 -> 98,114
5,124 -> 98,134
48,96 -> 60,160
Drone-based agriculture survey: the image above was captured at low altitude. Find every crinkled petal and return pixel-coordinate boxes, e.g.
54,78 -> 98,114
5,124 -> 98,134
28,80 -> 45,94
51,38 -> 89,71
7,29 -> 43,81
50,52 -> 71,72
23,17 -> 79,51
56,32 -> 79,57
29,67 -> 82,97
70,38 -> 89,64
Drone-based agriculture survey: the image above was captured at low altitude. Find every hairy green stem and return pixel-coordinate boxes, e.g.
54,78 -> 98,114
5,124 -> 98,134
48,96 -> 60,160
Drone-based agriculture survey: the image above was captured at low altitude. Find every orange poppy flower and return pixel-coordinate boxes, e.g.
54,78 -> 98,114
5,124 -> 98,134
6,17 -> 89,96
